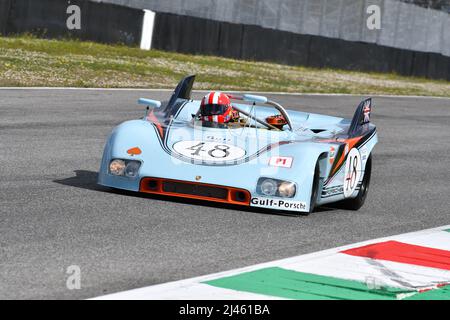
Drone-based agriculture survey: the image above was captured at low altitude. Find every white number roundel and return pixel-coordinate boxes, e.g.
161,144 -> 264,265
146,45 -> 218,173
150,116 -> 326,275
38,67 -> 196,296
172,140 -> 246,162
343,148 -> 362,198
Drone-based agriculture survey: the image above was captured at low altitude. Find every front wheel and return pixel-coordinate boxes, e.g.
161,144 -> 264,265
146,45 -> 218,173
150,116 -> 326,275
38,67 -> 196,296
304,161 -> 321,215
340,154 -> 372,210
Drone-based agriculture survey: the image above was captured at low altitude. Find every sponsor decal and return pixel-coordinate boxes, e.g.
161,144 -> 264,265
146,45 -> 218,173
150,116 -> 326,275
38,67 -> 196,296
343,148 -> 362,198
205,136 -> 232,142
322,185 -> 344,198
329,147 -> 336,165
127,147 -> 142,156
172,140 -> 246,162
268,156 -> 293,168
251,197 -> 306,211
360,146 -> 369,161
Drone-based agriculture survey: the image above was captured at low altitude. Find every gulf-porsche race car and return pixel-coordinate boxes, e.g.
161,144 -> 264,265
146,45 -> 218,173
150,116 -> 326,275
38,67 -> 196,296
98,75 -> 377,215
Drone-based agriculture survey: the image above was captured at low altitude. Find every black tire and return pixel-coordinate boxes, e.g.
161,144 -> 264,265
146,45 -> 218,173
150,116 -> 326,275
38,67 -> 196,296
305,161 -> 321,215
340,154 -> 372,210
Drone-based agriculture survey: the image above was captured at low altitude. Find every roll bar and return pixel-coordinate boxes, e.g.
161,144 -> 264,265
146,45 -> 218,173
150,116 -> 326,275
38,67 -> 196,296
228,94 -> 294,131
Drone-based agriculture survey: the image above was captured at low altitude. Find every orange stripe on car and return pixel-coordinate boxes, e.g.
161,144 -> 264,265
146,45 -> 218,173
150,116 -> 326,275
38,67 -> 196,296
147,111 -> 164,138
330,136 -> 363,177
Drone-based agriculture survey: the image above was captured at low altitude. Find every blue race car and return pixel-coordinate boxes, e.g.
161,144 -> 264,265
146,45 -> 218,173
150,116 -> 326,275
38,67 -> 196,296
98,75 -> 377,215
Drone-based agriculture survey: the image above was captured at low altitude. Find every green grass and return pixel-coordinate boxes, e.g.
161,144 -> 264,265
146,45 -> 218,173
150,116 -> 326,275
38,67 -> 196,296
0,35 -> 449,97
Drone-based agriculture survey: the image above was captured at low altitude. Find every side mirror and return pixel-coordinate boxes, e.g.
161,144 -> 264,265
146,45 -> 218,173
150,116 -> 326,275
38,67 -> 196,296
138,98 -> 162,109
243,94 -> 268,104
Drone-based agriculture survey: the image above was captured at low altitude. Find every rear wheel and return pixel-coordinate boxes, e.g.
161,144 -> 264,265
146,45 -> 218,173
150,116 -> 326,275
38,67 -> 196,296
340,154 -> 372,210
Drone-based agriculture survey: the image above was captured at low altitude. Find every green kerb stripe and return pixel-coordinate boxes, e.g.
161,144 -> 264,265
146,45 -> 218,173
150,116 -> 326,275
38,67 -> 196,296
405,286 -> 450,300
204,267 -> 411,300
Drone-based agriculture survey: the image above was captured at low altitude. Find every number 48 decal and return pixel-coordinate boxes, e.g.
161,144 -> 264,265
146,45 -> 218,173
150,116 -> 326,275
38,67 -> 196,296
187,142 -> 230,158
172,140 -> 246,162
343,148 -> 362,198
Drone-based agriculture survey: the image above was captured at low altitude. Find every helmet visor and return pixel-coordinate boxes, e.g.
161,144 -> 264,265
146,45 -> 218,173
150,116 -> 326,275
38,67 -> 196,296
201,104 -> 229,116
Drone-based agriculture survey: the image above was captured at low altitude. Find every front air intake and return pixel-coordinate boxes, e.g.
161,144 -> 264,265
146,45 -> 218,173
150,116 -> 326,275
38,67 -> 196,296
140,177 -> 251,205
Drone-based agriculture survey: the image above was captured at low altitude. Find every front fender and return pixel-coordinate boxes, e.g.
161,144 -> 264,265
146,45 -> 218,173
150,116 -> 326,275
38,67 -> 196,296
251,142 -> 331,212
98,119 -> 161,191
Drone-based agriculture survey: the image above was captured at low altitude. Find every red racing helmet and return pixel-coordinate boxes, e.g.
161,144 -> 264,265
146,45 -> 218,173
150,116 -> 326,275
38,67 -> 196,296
200,91 -> 238,123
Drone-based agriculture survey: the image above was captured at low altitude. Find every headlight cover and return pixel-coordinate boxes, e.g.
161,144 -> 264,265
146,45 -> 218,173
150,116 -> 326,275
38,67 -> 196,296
260,179 -> 278,196
109,159 -> 126,176
109,159 -> 141,177
124,161 -> 141,177
257,177 -> 296,198
278,181 -> 296,198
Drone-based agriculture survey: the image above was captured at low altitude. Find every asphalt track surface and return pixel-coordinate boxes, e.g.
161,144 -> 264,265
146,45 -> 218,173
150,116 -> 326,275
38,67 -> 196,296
0,89 -> 449,299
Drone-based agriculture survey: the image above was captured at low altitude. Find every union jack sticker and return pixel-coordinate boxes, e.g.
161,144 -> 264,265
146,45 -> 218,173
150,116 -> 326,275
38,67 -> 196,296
362,99 -> 371,124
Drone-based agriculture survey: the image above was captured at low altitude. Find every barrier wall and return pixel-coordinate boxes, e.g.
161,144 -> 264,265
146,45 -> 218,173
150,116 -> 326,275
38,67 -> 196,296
0,0 -> 11,34
151,12 -> 450,80
1,0 -> 143,45
0,0 -> 449,80
95,0 -> 450,58
401,0 -> 450,11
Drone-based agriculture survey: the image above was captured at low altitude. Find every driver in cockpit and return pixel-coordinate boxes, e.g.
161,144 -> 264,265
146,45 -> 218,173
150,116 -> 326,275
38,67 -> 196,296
199,92 -> 240,124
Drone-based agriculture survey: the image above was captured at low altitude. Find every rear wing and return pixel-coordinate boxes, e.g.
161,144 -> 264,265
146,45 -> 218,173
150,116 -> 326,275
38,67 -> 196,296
348,98 -> 372,137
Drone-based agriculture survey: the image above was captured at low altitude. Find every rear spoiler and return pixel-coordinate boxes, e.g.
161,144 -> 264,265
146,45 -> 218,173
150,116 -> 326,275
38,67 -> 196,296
348,98 -> 372,137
